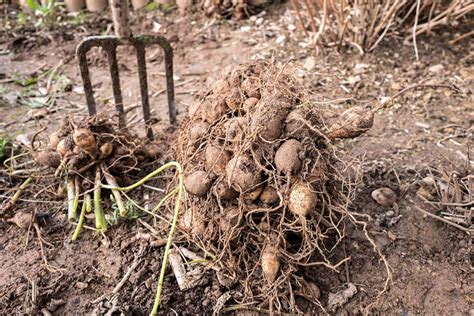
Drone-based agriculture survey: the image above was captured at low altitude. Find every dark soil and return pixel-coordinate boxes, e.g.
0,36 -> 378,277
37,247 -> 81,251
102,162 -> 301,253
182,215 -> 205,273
0,3 -> 472,315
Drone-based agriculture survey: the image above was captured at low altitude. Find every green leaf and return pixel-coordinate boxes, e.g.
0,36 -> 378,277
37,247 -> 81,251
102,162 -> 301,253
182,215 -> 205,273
26,0 -> 41,10
13,75 -> 38,87
0,138 -> 12,161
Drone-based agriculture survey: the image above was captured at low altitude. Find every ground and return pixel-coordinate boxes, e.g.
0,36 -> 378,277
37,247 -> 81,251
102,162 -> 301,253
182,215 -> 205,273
0,3 -> 473,315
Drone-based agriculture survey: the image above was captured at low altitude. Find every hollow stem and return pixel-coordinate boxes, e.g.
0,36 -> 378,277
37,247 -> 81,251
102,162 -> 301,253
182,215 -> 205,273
101,164 -> 127,217
67,177 -> 79,222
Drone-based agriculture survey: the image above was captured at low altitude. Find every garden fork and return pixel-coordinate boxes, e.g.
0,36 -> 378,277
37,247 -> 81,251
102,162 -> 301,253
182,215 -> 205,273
76,0 -> 176,140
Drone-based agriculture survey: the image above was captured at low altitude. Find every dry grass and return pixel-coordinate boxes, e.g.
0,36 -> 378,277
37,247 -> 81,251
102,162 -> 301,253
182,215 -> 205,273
290,0 -> 474,54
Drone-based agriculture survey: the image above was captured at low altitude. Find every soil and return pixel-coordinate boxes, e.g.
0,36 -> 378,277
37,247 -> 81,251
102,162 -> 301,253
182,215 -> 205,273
1,4 -> 473,315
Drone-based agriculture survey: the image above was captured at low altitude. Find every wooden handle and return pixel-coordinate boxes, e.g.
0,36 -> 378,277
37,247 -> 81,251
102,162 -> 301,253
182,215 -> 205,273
110,0 -> 131,37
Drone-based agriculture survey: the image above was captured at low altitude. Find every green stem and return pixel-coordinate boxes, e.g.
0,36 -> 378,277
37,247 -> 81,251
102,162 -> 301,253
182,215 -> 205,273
71,196 -> 88,241
94,168 -> 107,232
3,152 -> 29,170
95,161 -> 185,315
11,177 -> 33,203
151,188 -> 178,213
101,162 -> 181,192
150,162 -> 184,316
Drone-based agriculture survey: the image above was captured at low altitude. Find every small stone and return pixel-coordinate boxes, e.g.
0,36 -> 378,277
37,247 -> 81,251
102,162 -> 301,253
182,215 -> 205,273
75,281 -> 88,289
27,108 -> 49,119
415,121 -> 430,129
390,81 -> 401,91
303,56 -> 316,71
275,35 -> 286,45
371,187 -> 397,207
15,134 -> 31,147
353,64 -> 368,75
428,64 -> 445,74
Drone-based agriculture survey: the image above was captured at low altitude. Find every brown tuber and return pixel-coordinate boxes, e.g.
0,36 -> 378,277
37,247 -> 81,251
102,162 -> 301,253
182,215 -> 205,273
203,97 -> 229,123
35,150 -> 61,169
56,137 -> 73,157
226,155 -> 262,192
371,187 -> 397,206
327,106 -> 374,139
243,97 -> 259,113
224,117 -> 247,144
214,180 -> 239,200
205,145 -> 231,175
288,182 -> 317,216
144,143 -> 161,158
184,170 -> 213,197
73,128 -> 96,154
189,121 -> 209,143
245,185 -> 263,202
219,207 -> 241,231
241,77 -> 261,98
285,109 -> 307,136
274,139 -> 302,175
260,186 -> 280,205
49,131 -> 61,149
225,88 -> 242,110
261,244 -> 280,283
99,143 -> 113,159
9,211 -> 34,230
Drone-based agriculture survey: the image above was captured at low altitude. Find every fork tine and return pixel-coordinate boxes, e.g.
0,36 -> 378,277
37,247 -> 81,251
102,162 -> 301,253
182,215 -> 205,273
135,43 -> 153,140
77,43 -> 97,116
105,45 -> 126,128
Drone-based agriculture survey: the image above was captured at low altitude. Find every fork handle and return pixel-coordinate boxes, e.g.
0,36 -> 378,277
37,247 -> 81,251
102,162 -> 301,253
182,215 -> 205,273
110,0 -> 131,38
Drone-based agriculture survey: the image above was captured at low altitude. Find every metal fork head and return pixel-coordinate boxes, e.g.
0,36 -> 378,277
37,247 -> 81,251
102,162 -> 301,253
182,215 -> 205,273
76,35 -> 176,140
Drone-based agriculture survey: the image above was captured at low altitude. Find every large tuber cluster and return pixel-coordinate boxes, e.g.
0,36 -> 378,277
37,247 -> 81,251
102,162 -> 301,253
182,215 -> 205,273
176,60 -> 374,310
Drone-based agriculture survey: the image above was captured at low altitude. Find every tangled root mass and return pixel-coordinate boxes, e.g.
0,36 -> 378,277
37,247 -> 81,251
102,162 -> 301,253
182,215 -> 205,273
176,60 -> 374,312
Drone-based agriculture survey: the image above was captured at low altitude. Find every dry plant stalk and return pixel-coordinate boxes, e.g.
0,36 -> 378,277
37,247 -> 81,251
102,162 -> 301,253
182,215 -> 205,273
291,0 -> 474,53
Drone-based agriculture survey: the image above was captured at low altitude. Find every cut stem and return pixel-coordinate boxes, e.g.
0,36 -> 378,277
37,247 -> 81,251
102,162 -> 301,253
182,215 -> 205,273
72,196 -> 89,241
94,168 -> 107,232
101,164 -> 127,217
67,177 -> 79,222
85,193 -> 92,213
3,177 -> 33,212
